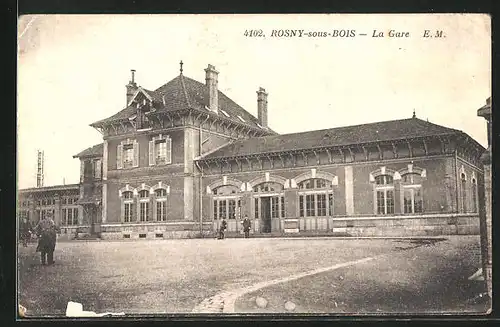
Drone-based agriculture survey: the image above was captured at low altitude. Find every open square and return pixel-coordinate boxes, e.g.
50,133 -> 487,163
18,235 -> 487,315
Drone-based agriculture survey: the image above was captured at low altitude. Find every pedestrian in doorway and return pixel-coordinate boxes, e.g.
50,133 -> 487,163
218,217 -> 227,240
34,215 -> 57,265
242,215 -> 251,238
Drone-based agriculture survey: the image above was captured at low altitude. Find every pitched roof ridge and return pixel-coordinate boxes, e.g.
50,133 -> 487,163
413,116 -> 460,133
179,74 -> 191,107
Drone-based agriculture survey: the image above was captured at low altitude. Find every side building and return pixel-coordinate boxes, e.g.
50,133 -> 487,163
17,64 -> 487,239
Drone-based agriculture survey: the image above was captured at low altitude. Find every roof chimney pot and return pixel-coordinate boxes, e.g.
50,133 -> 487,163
257,87 -> 268,128
205,64 -> 219,114
126,69 -> 138,106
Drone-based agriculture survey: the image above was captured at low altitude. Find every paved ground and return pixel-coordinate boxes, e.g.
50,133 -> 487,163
234,237 -> 489,314
17,235 -> 488,316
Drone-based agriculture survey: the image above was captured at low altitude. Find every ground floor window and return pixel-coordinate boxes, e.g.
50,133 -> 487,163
156,200 -> 167,221
376,189 -> 395,215
299,192 -> 333,217
403,187 -> 423,214
213,197 -> 241,220
139,201 -> 150,222
62,208 -> 78,225
124,202 -> 133,222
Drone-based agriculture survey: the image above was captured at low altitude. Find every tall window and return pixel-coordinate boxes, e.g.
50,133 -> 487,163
123,144 -> 134,168
123,191 -> 134,223
297,178 -> 333,217
149,135 -> 172,166
461,173 -> 467,212
271,197 -> 280,218
472,178 -> 477,213
139,190 -> 150,222
401,173 -> 423,214
228,199 -> 236,219
60,208 -> 78,225
93,159 -> 102,179
117,139 -> 139,169
213,185 -> 240,220
375,175 -> 394,215
155,188 -> 167,221
281,197 -> 285,218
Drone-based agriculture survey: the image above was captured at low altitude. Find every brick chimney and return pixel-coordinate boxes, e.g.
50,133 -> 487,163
257,87 -> 268,128
126,69 -> 138,106
205,64 -> 219,114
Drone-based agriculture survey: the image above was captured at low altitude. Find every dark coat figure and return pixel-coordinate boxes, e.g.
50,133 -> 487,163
34,217 -> 57,265
218,218 -> 227,240
20,219 -> 31,247
242,217 -> 251,238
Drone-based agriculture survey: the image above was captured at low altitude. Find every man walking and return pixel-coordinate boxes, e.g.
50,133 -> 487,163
34,215 -> 57,265
242,215 -> 251,238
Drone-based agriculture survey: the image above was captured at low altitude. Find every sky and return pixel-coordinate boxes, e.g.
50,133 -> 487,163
17,14 -> 491,189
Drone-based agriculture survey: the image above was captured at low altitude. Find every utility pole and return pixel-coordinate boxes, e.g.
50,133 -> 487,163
477,97 -> 492,301
36,150 -> 44,188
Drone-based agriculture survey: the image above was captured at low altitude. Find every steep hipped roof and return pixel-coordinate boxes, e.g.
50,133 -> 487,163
73,143 -> 104,158
91,74 -> 270,132
199,117 -> 480,160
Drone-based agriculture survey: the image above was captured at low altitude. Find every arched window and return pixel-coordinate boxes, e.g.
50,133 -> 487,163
122,191 -> 134,223
213,185 -> 241,220
471,178 -> 477,213
401,173 -> 423,214
374,175 -> 394,215
138,190 -> 150,222
297,178 -> 333,217
155,188 -> 168,221
253,182 -> 284,233
461,173 -> 467,212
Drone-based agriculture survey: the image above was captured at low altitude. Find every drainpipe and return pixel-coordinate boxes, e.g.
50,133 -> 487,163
198,114 -> 210,237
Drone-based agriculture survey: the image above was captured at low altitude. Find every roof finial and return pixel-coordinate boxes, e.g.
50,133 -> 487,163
180,60 -> 183,75
412,109 -> 416,118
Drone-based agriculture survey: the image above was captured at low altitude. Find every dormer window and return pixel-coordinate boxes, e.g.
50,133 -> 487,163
149,134 -> 172,166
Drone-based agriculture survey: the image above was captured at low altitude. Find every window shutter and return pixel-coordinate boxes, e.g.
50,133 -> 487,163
166,137 -> 172,164
149,140 -> 155,166
117,144 -> 123,169
133,141 -> 139,167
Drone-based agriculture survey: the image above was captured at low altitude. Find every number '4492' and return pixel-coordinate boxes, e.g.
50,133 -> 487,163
244,30 -> 264,37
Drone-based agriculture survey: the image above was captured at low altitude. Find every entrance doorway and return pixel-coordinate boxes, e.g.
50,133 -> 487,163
260,197 -> 272,233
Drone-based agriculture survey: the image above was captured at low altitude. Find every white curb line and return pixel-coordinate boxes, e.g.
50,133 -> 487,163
192,254 -> 385,313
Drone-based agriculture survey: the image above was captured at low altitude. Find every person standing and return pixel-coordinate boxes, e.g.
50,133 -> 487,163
20,218 -> 31,247
218,217 -> 227,240
34,215 -> 57,265
242,215 -> 251,239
